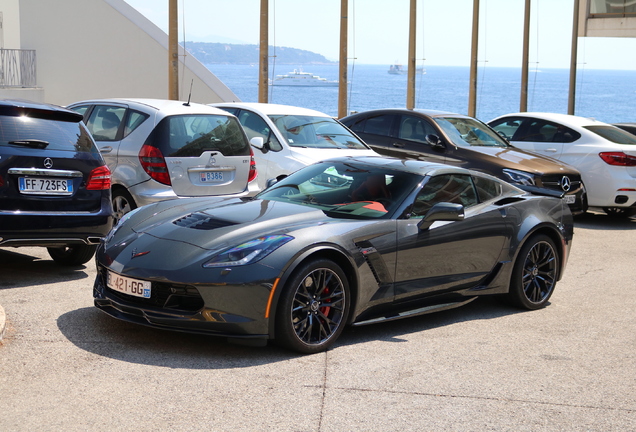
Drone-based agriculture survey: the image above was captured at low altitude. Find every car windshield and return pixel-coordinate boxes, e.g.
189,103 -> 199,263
584,125 -> 636,145
434,117 -> 508,148
269,115 -> 368,149
257,161 -> 421,219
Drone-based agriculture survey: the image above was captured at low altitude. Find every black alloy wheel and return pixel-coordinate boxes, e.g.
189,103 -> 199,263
508,234 -> 558,310
112,188 -> 137,224
603,207 -> 636,218
276,259 -> 350,354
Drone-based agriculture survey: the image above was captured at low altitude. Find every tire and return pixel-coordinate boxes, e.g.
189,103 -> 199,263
112,188 -> 137,224
275,259 -> 350,354
47,244 -> 98,266
602,207 -> 636,218
507,234 -> 558,310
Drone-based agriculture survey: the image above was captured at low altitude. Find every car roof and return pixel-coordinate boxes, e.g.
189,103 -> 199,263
67,98 -> 231,116
0,98 -> 83,122
490,112 -> 612,128
344,108 -> 471,119
210,102 -> 333,117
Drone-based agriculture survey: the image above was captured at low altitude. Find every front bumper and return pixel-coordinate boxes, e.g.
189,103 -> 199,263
93,265 -> 273,340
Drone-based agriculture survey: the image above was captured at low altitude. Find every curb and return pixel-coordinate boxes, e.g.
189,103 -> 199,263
0,304 -> 5,342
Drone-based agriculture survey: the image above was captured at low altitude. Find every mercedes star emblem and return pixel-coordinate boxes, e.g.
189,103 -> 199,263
560,176 -> 572,192
43,158 -> 53,169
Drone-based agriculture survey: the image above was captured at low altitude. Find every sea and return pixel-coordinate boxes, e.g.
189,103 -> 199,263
206,63 -> 636,124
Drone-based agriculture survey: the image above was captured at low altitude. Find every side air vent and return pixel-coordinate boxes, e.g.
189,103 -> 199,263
173,213 -> 237,230
495,197 -> 526,206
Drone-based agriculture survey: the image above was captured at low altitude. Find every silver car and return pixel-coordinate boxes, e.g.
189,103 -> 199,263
67,99 -> 259,222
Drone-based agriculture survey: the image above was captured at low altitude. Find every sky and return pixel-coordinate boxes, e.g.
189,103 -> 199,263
124,0 -> 636,70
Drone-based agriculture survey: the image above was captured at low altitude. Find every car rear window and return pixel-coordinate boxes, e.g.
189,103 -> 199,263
0,115 -> 98,153
148,114 -> 250,157
584,125 -> 636,145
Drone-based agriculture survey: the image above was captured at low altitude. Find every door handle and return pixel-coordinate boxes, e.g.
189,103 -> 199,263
99,146 -> 113,154
543,148 -> 557,153
392,142 -> 405,148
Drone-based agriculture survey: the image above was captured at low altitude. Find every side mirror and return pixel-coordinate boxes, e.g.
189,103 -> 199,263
425,134 -> 445,149
250,136 -> 264,150
417,202 -> 464,230
265,178 -> 279,189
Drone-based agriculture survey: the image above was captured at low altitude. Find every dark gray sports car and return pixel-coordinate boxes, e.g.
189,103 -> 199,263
93,156 -> 573,353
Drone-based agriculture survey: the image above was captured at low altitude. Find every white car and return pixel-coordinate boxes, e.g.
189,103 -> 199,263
489,112 -> 636,217
210,102 -> 378,190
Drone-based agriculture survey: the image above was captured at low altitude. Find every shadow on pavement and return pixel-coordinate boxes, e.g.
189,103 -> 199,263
57,296 -> 523,369
574,211 -> 636,230
337,296 -> 521,347
0,247 -> 90,289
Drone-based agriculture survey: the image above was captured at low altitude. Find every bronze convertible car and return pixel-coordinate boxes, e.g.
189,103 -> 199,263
93,156 -> 573,353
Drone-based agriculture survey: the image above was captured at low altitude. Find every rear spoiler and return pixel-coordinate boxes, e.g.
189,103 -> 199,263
516,184 -> 565,199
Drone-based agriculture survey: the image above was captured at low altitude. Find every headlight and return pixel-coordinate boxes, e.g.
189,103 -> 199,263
502,169 -> 536,186
203,234 -> 294,268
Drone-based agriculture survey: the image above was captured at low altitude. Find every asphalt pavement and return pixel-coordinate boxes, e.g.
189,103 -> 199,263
0,210 -> 635,431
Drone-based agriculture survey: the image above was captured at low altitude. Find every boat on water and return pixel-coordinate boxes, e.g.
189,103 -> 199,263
270,69 -> 339,87
388,64 -> 426,75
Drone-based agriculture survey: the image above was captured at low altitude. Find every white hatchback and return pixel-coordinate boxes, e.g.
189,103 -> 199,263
489,112 -> 636,217
210,103 -> 378,190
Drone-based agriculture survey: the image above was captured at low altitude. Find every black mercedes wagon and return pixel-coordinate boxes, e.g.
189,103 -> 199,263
0,99 -> 113,265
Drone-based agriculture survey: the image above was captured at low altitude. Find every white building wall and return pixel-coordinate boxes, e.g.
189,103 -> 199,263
0,0 -> 20,48
579,0 -> 636,37
1,0 -> 239,106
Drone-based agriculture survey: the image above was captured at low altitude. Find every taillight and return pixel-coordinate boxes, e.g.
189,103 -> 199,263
139,144 -> 171,185
599,152 -> 636,166
248,147 -> 258,183
86,165 -> 112,190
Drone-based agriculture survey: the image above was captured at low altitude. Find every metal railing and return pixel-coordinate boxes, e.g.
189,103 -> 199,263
0,49 -> 37,88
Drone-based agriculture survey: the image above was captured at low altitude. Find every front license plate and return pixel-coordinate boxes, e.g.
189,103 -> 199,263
107,271 -> 151,298
200,171 -> 224,182
563,194 -> 576,204
19,177 -> 73,195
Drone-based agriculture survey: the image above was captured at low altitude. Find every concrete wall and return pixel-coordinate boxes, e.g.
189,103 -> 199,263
0,0 -> 20,48
580,0 -> 636,37
0,0 -> 239,106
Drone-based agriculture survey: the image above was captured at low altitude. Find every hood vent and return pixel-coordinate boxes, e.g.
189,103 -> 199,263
173,213 -> 237,230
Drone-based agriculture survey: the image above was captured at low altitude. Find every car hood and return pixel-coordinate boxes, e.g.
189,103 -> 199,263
465,145 -> 579,175
123,198 -> 340,250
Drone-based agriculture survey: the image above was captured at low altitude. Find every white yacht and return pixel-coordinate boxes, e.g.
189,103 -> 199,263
270,69 -> 339,87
